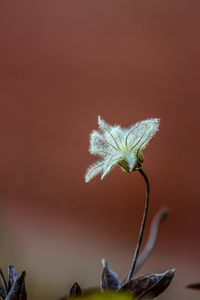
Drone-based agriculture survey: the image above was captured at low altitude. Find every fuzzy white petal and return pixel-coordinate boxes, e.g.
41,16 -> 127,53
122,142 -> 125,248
126,118 -> 160,151
98,116 -> 121,151
89,130 -> 116,157
124,152 -> 137,172
101,154 -> 122,180
85,160 -> 104,182
98,116 -> 112,132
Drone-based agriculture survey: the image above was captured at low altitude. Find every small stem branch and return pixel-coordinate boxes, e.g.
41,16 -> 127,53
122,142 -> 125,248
134,208 -> 169,273
126,168 -> 149,282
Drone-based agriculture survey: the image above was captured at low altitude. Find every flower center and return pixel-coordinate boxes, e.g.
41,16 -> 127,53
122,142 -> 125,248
118,159 -> 130,172
121,146 -> 131,155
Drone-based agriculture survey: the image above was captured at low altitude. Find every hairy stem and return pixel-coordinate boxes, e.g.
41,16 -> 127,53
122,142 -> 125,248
126,168 -> 149,282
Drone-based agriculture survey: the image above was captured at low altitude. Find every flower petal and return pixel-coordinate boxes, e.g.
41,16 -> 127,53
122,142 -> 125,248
89,130 -> 114,157
101,154 -> 122,180
124,152 -> 137,172
85,160 -> 104,182
98,116 -> 113,132
126,119 -> 160,151
98,116 -> 122,151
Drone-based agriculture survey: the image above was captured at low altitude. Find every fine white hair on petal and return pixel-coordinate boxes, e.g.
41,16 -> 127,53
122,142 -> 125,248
126,118 -> 160,150
85,160 -> 104,182
98,116 -> 121,151
124,152 -> 137,172
107,125 -> 124,148
98,116 -> 112,132
85,117 -> 160,182
101,167 -> 112,180
101,154 -> 122,180
89,130 -> 117,157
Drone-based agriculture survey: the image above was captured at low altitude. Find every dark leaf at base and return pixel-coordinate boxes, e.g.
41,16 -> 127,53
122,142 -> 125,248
5,271 -> 26,300
8,265 -> 18,293
0,284 -> 7,299
100,259 -> 120,291
119,269 -> 175,299
69,283 -> 82,297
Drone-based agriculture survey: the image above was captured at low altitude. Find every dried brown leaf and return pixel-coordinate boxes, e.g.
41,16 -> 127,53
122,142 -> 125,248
0,269 -> 7,294
69,282 -> 82,297
19,281 -> 27,300
5,271 -> 26,300
100,259 -> 120,291
8,265 -> 18,292
119,269 -> 175,299
0,284 -> 7,299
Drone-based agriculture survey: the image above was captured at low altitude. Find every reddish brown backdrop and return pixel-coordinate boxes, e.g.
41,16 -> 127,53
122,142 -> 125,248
0,1 -> 200,299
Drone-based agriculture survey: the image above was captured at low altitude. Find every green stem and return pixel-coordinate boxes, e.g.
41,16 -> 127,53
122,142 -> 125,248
126,168 -> 150,282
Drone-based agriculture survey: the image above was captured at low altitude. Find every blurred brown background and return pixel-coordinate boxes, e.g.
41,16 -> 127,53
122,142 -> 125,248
0,1 -> 200,299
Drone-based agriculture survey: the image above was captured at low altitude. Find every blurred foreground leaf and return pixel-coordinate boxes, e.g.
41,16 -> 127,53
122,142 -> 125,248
5,271 -> 26,300
74,292 -> 135,300
8,265 -> 18,292
0,265 -> 26,300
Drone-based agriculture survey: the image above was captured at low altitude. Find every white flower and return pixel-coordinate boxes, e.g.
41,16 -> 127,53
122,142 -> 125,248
85,116 -> 160,182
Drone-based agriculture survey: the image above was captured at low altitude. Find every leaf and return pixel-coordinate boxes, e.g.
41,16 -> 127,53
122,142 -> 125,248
8,265 -> 18,292
19,281 -> 27,300
119,269 -> 175,299
0,269 -> 7,293
5,271 -> 26,300
100,259 -> 120,291
0,283 -> 7,299
69,283 -> 82,297
186,283 -> 200,290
